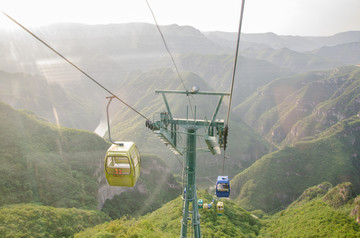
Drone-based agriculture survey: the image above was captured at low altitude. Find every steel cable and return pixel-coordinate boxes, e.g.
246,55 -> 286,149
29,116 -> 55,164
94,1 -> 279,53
145,0 -> 195,118
3,11 -> 149,121
222,0 -> 246,175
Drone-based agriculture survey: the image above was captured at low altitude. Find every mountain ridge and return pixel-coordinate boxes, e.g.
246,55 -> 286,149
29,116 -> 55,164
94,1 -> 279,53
230,115 -> 360,212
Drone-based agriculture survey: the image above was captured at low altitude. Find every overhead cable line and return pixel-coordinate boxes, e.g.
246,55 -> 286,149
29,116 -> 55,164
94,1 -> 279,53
226,0 -> 246,126
145,0 -> 188,92
222,0 -> 246,174
145,0 -> 195,119
2,11 -> 148,121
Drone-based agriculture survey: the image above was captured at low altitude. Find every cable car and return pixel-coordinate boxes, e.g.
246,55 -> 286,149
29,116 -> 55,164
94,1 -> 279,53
216,176 -> 230,198
198,199 -> 203,208
203,203 -> 213,210
216,201 -> 224,216
104,142 -> 141,187
103,96 -> 141,187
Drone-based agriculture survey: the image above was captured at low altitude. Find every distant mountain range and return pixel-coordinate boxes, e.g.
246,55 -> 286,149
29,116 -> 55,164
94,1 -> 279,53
1,23 -> 359,76
205,30 -> 360,52
1,22 -> 360,216
2,22 -> 360,237
234,65 -> 360,146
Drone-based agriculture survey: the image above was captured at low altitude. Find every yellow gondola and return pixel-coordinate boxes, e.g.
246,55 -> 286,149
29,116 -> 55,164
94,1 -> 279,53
216,201 -> 224,216
104,142 -> 141,187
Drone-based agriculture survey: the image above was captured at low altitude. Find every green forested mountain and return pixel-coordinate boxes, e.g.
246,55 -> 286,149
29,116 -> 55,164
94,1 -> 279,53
1,24 -> 358,137
230,116 -> 360,212
0,101 -> 109,209
0,100 -> 336,237
312,42 -> 360,66
176,53 -> 291,102
101,154 -> 182,219
0,204 -> 110,238
261,182 -> 360,237
2,21 -> 360,237
240,47 -> 340,73
74,182 -> 360,237
283,67 -> 360,145
235,65 -> 360,146
0,70 -> 104,130
76,191 -> 261,238
0,102 -> 182,218
105,69 -> 273,183
240,42 -> 360,74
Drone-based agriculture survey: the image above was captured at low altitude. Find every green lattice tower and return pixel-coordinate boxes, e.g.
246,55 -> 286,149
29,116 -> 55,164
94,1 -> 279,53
146,90 -> 229,238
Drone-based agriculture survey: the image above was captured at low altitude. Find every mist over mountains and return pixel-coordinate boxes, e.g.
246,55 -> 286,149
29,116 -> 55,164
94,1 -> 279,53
1,23 -> 359,131
1,23 -> 359,77
1,22 -> 360,236
206,30 -> 360,52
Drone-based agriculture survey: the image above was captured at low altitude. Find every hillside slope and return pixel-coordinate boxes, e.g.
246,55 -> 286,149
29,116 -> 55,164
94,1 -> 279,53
0,102 -> 182,218
235,65 -> 360,146
0,204 -> 110,238
176,53 -> 291,102
76,191 -> 261,238
100,154 -> 182,219
312,42 -> 360,66
106,69 -> 273,182
230,116 -> 360,212
0,102 -> 109,209
0,70 -> 103,130
260,182 -> 360,237
240,47 -> 340,73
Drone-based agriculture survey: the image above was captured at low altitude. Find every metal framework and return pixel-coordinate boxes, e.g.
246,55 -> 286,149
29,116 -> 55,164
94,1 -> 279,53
146,90 -> 230,238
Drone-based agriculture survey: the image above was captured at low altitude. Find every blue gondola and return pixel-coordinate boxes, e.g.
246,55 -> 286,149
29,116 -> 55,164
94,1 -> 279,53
216,176 -> 230,198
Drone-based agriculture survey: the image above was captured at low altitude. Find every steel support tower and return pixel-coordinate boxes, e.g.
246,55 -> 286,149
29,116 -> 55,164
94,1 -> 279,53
146,90 -> 229,238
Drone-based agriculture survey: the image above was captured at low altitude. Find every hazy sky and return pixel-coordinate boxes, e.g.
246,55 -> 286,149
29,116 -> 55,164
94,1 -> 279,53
1,0 -> 360,36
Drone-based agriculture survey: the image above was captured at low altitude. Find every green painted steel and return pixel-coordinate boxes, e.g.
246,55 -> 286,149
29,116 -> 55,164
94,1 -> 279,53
146,89 -> 229,238
210,95 -> 225,129
181,128 -> 201,238
155,90 -> 230,96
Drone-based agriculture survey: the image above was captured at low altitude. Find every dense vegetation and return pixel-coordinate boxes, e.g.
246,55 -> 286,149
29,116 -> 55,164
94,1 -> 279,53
0,204 -> 110,238
74,182 -> 360,238
235,66 -> 360,146
0,102 -> 184,219
1,22 -> 360,237
101,154 -> 182,219
261,182 -> 360,237
76,191 -> 261,238
231,116 -> 360,212
0,102 -> 109,209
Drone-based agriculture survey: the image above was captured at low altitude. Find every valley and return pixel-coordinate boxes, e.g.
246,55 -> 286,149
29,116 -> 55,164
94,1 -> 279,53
1,22 -> 360,237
